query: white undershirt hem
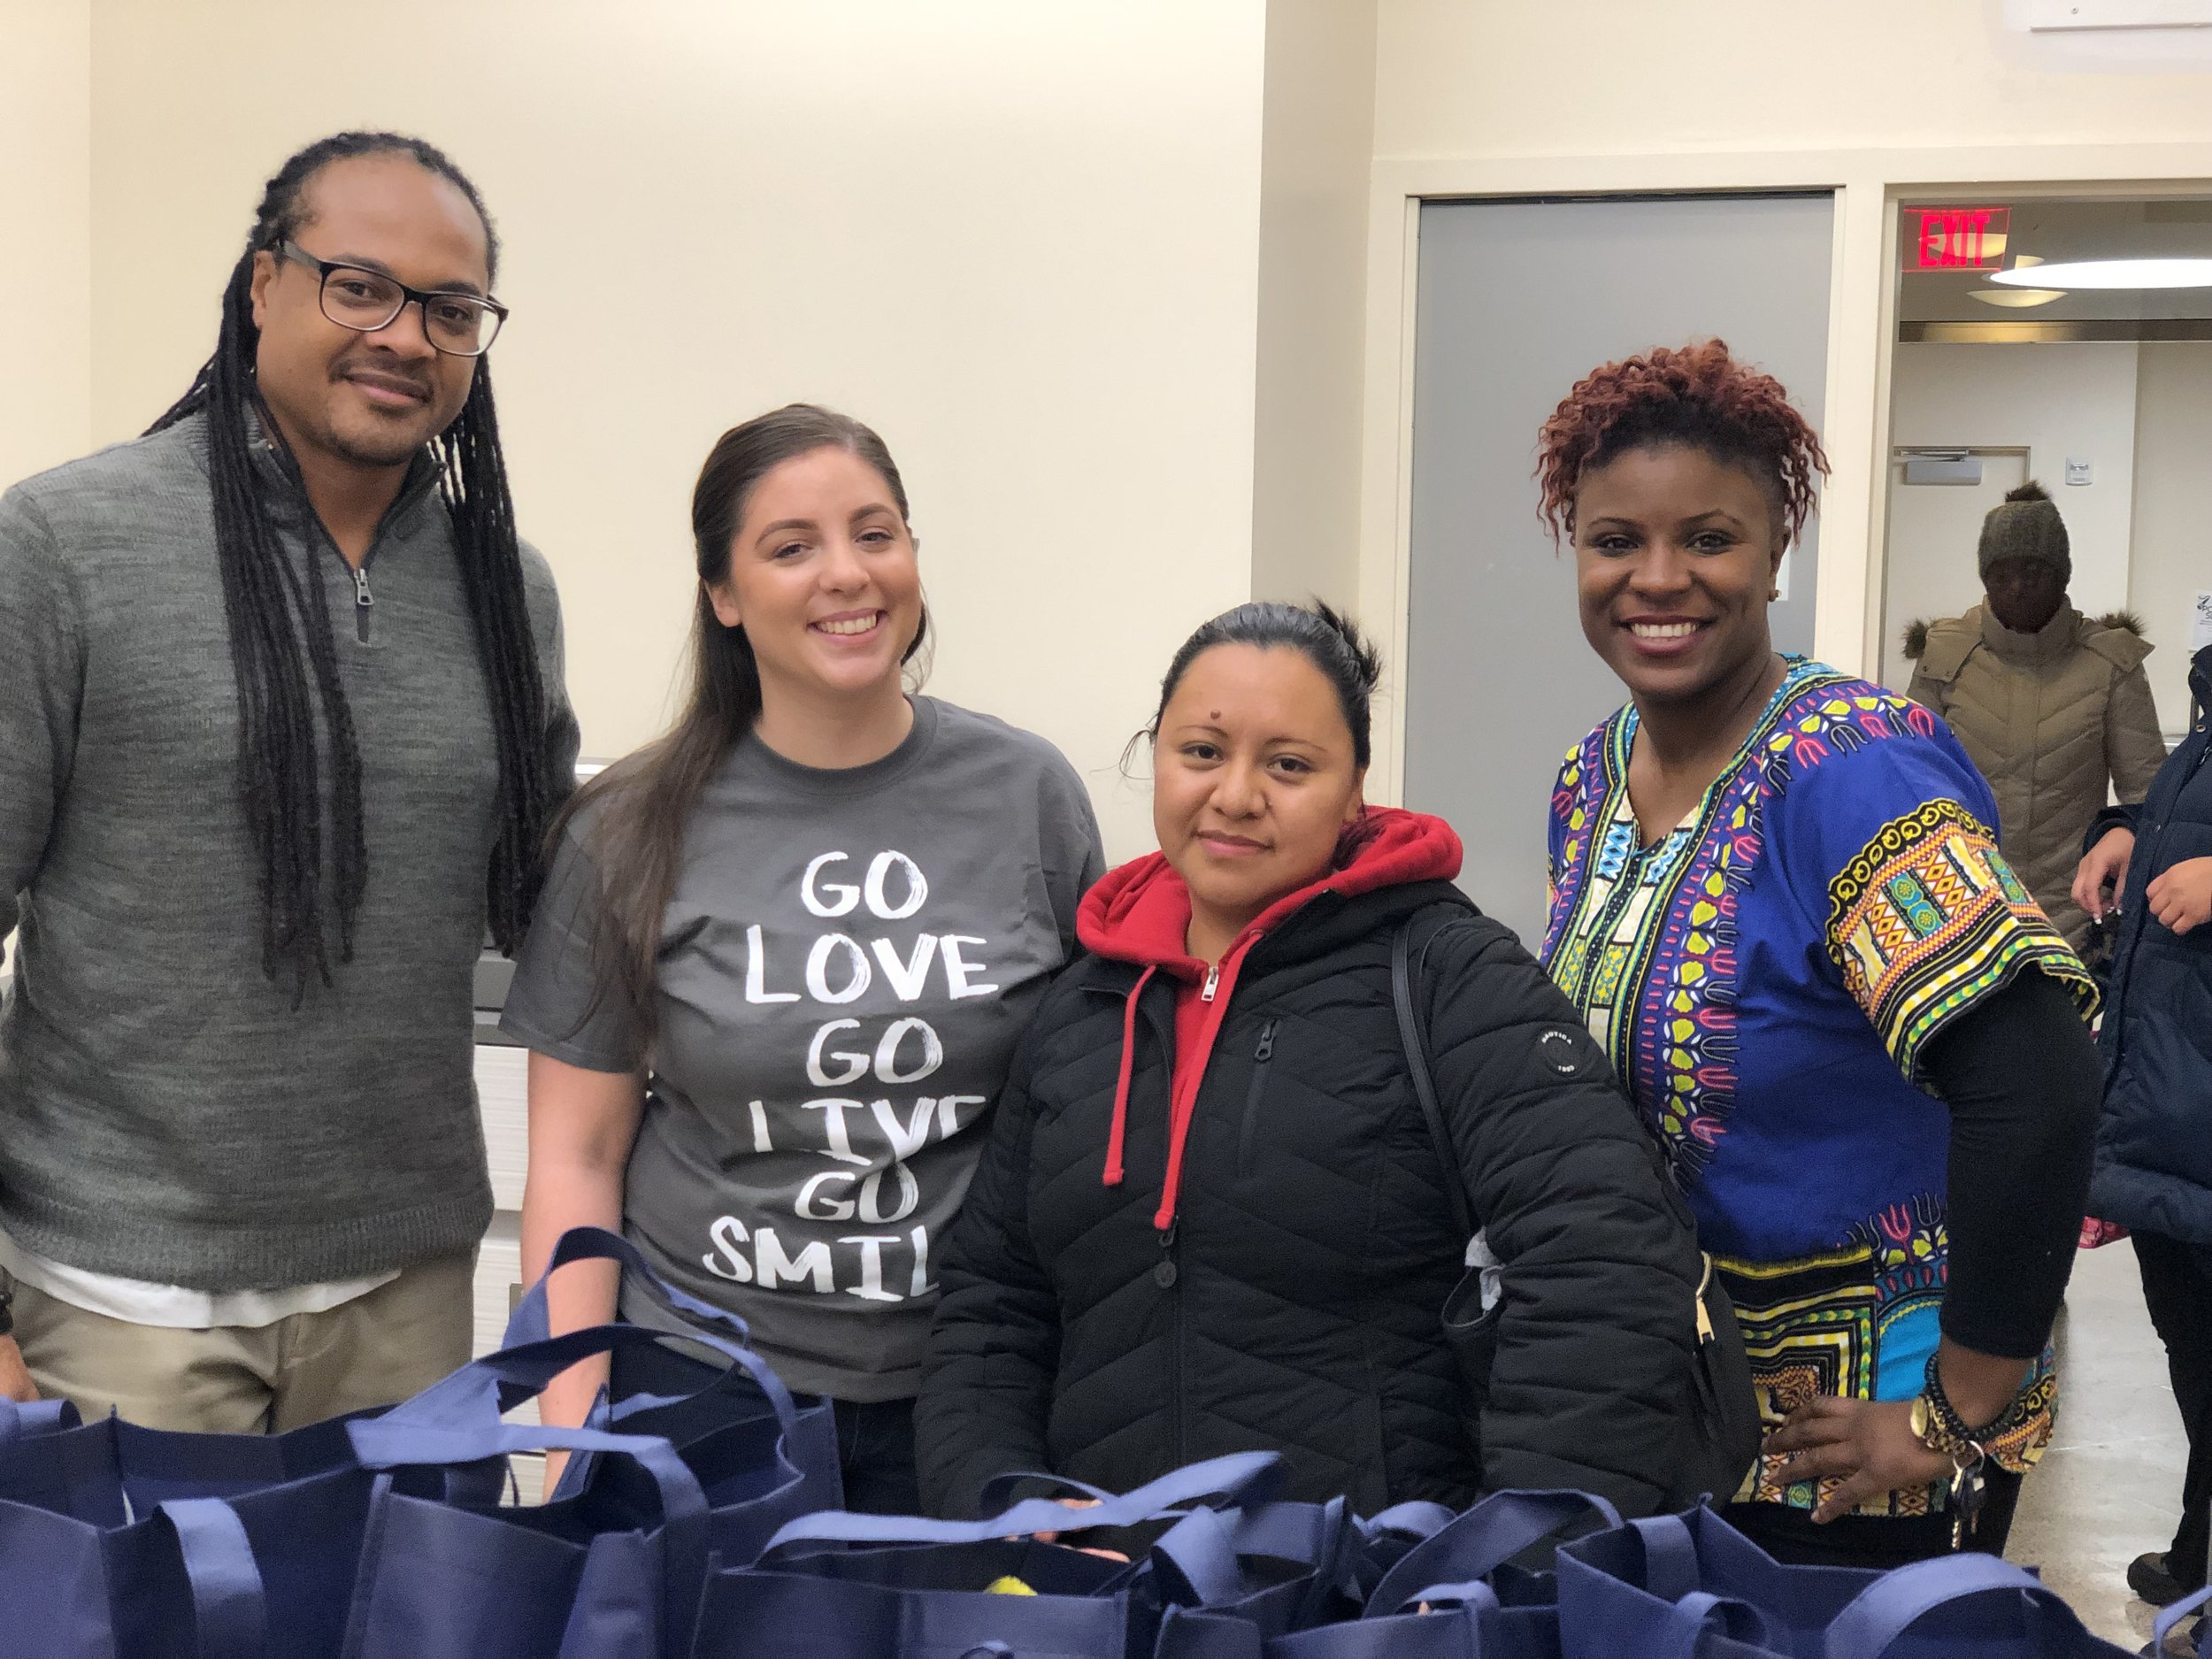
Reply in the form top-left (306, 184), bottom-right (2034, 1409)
top-left (0, 1227), bottom-right (398, 1331)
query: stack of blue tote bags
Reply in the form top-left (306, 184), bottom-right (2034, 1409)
top-left (0, 1225), bottom-right (839, 1658)
top-left (0, 1223), bottom-right (2196, 1658)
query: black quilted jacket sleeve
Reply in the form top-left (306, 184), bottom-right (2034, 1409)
top-left (1419, 913), bottom-right (1705, 1516)
top-left (915, 1019), bottom-right (1063, 1517)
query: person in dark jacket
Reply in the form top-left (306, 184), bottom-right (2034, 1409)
top-left (2074, 641), bottom-right (2212, 1610)
top-left (916, 601), bottom-right (1707, 1520)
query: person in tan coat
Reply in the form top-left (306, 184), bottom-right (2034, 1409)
top-left (1905, 480), bottom-right (2167, 951)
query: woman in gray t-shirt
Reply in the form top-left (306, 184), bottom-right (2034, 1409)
top-left (502, 404), bottom-right (1103, 1511)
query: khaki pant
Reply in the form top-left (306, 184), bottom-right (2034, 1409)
top-left (7, 1250), bottom-right (476, 1433)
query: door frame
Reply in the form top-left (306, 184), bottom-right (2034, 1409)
top-left (1355, 143), bottom-right (2212, 804)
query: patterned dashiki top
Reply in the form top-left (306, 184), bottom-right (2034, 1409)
top-left (1540, 657), bottom-right (2095, 1517)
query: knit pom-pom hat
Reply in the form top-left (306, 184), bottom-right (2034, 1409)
top-left (1978, 480), bottom-right (2070, 582)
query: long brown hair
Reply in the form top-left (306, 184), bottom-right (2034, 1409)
top-left (553, 403), bottom-right (927, 1041)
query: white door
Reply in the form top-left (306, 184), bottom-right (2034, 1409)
top-left (1403, 193), bottom-right (1837, 949)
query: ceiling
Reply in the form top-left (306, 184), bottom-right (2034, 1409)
top-left (1898, 196), bottom-right (2212, 334)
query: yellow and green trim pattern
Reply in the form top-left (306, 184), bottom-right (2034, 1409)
top-left (1825, 799), bottom-right (2097, 1080)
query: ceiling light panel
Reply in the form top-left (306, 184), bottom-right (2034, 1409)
top-left (1991, 257), bottom-right (2212, 288)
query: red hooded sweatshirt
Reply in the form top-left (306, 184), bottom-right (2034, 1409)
top-left (1074, 807), bottom-right (1463, 1234)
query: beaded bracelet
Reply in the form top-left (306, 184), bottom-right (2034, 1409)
top-left (1913, 1353), bottom-right (2055, 1474)
top-left (1914, 1355), bottom-right (1983, 1452)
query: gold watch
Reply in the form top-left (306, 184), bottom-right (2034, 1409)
top-left (1909, 1393), bottom-right (1947, 1455)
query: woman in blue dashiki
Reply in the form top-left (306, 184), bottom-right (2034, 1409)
top-left (1532, 340), bottom-right (2102, 1568)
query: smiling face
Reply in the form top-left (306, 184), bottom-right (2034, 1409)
top-left (1572, 443), bottom-right (1786, 706)
top-left (248, 153), bottom-right (489, 472)
top-left (1153, 643), bottom-right (1366, 943)
top-left (1983, 557), bottom-right (2068, 634)
top-left (705, 444), bottom-right (923, 708)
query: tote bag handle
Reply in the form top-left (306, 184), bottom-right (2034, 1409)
top-left (1824, 1554), bottom-right (2123, 1659)
top-left (762, 1450), bottom-right (1281, 1557)
top-left (1367, 1487), bottom-right (1621, 1615)
top-left (161, 1496), bottom-right (268, 1659)
top-left (499, 1225), bottom-right (802, 1444)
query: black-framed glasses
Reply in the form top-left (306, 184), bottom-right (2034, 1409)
top-left (274, 241), bottom-right (508, 357)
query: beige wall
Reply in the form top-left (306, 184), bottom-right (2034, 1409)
top-left (1249, 0), bottom-right (1378, 611)
top-left (1, 0), bottom-right (93, 488)
top-left (77, 0), bottom-right (1270, 863)
top-left (20, 4), bottom-right (2212, 856)
top-left (2130, 343), bottom-right (2212, 731)
top-left (1371, 1), bottom-right (2212, 158)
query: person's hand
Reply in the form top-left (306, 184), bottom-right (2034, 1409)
top-left (0, 1336), bottom-right (39, 1404)
top-left (1033, 1496), bottom-right (1128, 1562)
top-left (2148, 856), bottom-right (2212, 937)
top-left (2071, 827), bottom-right (2136, 922)
top-left (1762, 1397), bottom-right (1952, 1523)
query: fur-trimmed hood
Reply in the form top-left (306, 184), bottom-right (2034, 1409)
top-left (1902, 607), bottom-right (2145, 661)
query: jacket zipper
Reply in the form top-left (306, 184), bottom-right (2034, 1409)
top-left (1159, 1217), bottom-right (1187, 1465)
top-left (1236, 1019), bottom-right (1277, 1177)
top-left (1201, 962), bottom-right (1221, 1001)
top-left (351, 565), bottom-right (375, 643)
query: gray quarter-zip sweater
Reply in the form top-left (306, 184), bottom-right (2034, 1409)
top-left (0, 413), bottom-right (579, 1291)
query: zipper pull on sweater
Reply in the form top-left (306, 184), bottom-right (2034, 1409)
top-left (1201, 962), bottom-right (1221, 1002)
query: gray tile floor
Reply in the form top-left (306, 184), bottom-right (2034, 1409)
top-left (2008, 1239), bottom-right (2195, 1651)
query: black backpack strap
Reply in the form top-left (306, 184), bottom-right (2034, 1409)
top-left (1391, 912), bottom-right (1476, 1241)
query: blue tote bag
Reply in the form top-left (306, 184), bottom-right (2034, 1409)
top-left (993, 1471), bottom-right (1456, 1655)
top-left (1141, 1494), bottom-right (1468, 1656)
top-left (0, 1396), bottom-right (481, 1659)
top-left (338, 1329), bottom-right (715, 1659)
top-left (514, 1226), bottom-right (842, 1563)
top-left (0, 1395), bottom-right (80, 1440)
top-left (1818, 1555), bottom-right (2135, 1659)
top-left (1155, 1488), bottom-right (1615, 1659)
top-left (2154, 1586), bottom-right (2211, 1658)
top-left (691, 1451), bottom-right (1284, 1659)
top-left (0, 1491), bottom-right (273, 1659)
top-left (337, 1221), bottom-right (835, 1659)
top-left (1556, 1505), bottom-right (1868, 1658)
top-left (1555, 1504), bottom-right (2132, 1658)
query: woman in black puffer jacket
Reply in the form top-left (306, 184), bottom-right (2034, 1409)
top-left (2073, 641), bottom-right (2212, 1609)
top-left (916, 602), bottom-right (1706, 1520)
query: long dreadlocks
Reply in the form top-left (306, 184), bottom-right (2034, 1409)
top-left (147, 132), bottom-right (554, 997)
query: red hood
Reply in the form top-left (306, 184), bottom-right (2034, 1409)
top-left (1078, 806), bottom-right (1463, 975)
top-left (1077, 806), bottom-right (1461, 1234)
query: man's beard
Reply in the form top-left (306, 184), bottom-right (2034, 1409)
top-left (326, 411), bottom-right (437, 470)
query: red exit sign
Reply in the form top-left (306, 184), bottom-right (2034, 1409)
top-left (1905, 206), bottom-right (2010, 271)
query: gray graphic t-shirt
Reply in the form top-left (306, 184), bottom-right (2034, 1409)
top-left (502, 696), bottom-right (1103, 1400)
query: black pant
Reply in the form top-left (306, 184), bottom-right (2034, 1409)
top-left (2137, 1231), bottom-right (2212, 1587)
top-left (1724, 1468), bottom-right (2023, 1570)
top-left (833, 1394), bottom-right (921, 1516)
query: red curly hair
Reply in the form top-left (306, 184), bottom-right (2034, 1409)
top-left (1535, 339), bottom-right (1829, 544)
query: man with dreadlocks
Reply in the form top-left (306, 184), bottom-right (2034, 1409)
top-left (0, 133), bottom-right (577, 1430)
